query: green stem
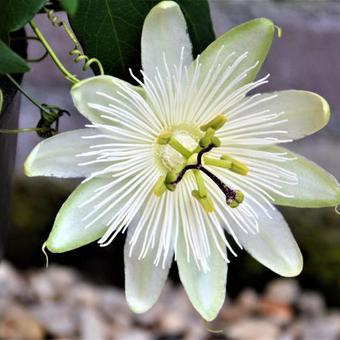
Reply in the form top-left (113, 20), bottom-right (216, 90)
top-left (6, 74), bottom-right (50, 114)
top-left (0, 127), bottom-right (51, 134)
top-left (29, 19), bottom-right (79, 84)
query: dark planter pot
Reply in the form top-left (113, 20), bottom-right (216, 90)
top-left (0, 31), bottom-right (27, 260)
top-left (0, 85), bottom-right (20, 259)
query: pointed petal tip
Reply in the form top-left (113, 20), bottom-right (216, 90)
top-left (45, 227), bottom-right (72, 254)
top-left (319, 93), bottom-right (331, 123)
top-left (199, 308), bottom-right (220, 322)
top-left (243, 17), bottom-right (275, 32)
top-left (176, 238), bottom-right (227, 323)
top-left (156, 1), bottom-right (179, 10)
top-left (124, 226), bottom-right (173, 318)
top-left (302, 91), bottom-right (331, 127)
top-left (126, 296), bottom-right (154, 314)
top-left (255, 17), bottom-right (274, 26)
top-left (254, 18), bottom-right (275, 38)
top-left (45, 223), bottom-right (97, 254)
top-left (279, 253), bottom-right (303, 278)
top-left (189, 289), bottom-right (224, 321)
top-left (45, 239), bottom-right (60, 254)
top-left (196, 17), bottom-right (275, 94)
top-left (268, 246), bottom-right (303, 278)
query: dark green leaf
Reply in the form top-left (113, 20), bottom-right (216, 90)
top-left (58, 0), bottom-right (79, 16)
top-left (0, 0), bottom-right (46, 41)
top-left (69, 0), bottom-right (215, 81)
top-left (0, 40), bottom-right (30, 74)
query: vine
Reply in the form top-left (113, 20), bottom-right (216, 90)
top-left (45, 8), bottom-right (105, 75)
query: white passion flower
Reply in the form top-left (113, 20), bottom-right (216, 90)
top-left (25, 1), bottom-right (340, 321)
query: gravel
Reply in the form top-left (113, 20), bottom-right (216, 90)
top-left (0, 261), bottom-right (339, 340)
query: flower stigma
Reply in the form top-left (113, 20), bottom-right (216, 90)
top-left (153, 114), bottom-right (248, 211)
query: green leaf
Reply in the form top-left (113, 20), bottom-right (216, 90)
top-left (69, 0), bottom-right (215, 80)
top-left (178, 0), bottom-right (215, 56)
top-left (0, 0), bottom-right (46, 41)
top-left (58, 0), bottom-right (79, 16)
top-left (0, 40), bottom-right (30, 74)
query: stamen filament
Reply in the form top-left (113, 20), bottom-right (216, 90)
top-left (199, 166), bottom-right (243, 208)
top-left (157, 131), bottom-right (192, 158)
top-left (152, 176), bottom-right (167, 196)
top-left (193, 170), bottom-right (207, 198)
top-left (200, 166), bottom-right (233, 197)
top-left (192, 190), bottom-right (215, 213)
top-left (154, 122), bottom-right (246, 211)
top-left (168, 137), bottom-right (192, 158)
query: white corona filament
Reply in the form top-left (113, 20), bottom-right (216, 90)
top-left (75, 47), bottom-right (297, 272)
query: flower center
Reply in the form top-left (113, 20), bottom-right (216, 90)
top-left (153, 115), bottom-right (248, 212)
top-left (157, 128), bottom-right (200, 171)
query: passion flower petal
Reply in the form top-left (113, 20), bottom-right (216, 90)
top-left (141, 1), bottom-right (193, 80)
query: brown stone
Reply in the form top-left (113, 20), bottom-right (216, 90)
top-left (30, 301), bottom-right (76, 337)
top-left (264, 279), bottom-right (300, 305)
top-left (78, 306), bottom-right (109, 340)
top-left (258, 300), bottom-right (294, 325)
top-left (0, 304), bottom-right (44, 339)
top-left (225, 318), bottom-right (280, 340)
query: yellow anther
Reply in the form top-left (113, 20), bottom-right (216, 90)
top-left (152, 176), bottom-right (167, 197)
top-left (165, 183), bottom-right (176, 191)
top-left (205, 127), bottom-right (216, 138)
top-left (164, 171), bottom-right (177, 191)
top-left (157, 131), bottom-right (172, 145)
top-left (203, 156), bottom-right (232, 169)
top-left (221, 155), bottom-right (249, 176)
top-left (235, 190), bottom-right (244, 203)
top-left (165, 184), bottom-right (175, 191)
top-left (166, 171), bottom-right (177, 184)
top-left (228, 200), bottom-right (239, 208)
top-left (192, 190), bottom-right (215, 213)
top-left (200, 114), bottom-right (227, 131)
top-left (199, 136), bottom-right (211, 148)
top-left (227, 190), bottom-right (244, 208)
top-left (211, 136), bottom-right (221, 147)
top-left (231, 160), bottom-right (249, 176)
top-left (220, 155), bottom-right (232, 161)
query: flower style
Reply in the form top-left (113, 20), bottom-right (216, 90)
top-left (25, 1), bottom-right (340, 320)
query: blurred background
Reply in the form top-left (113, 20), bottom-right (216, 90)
top-left (1, 0), bottom-right (340, 338)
